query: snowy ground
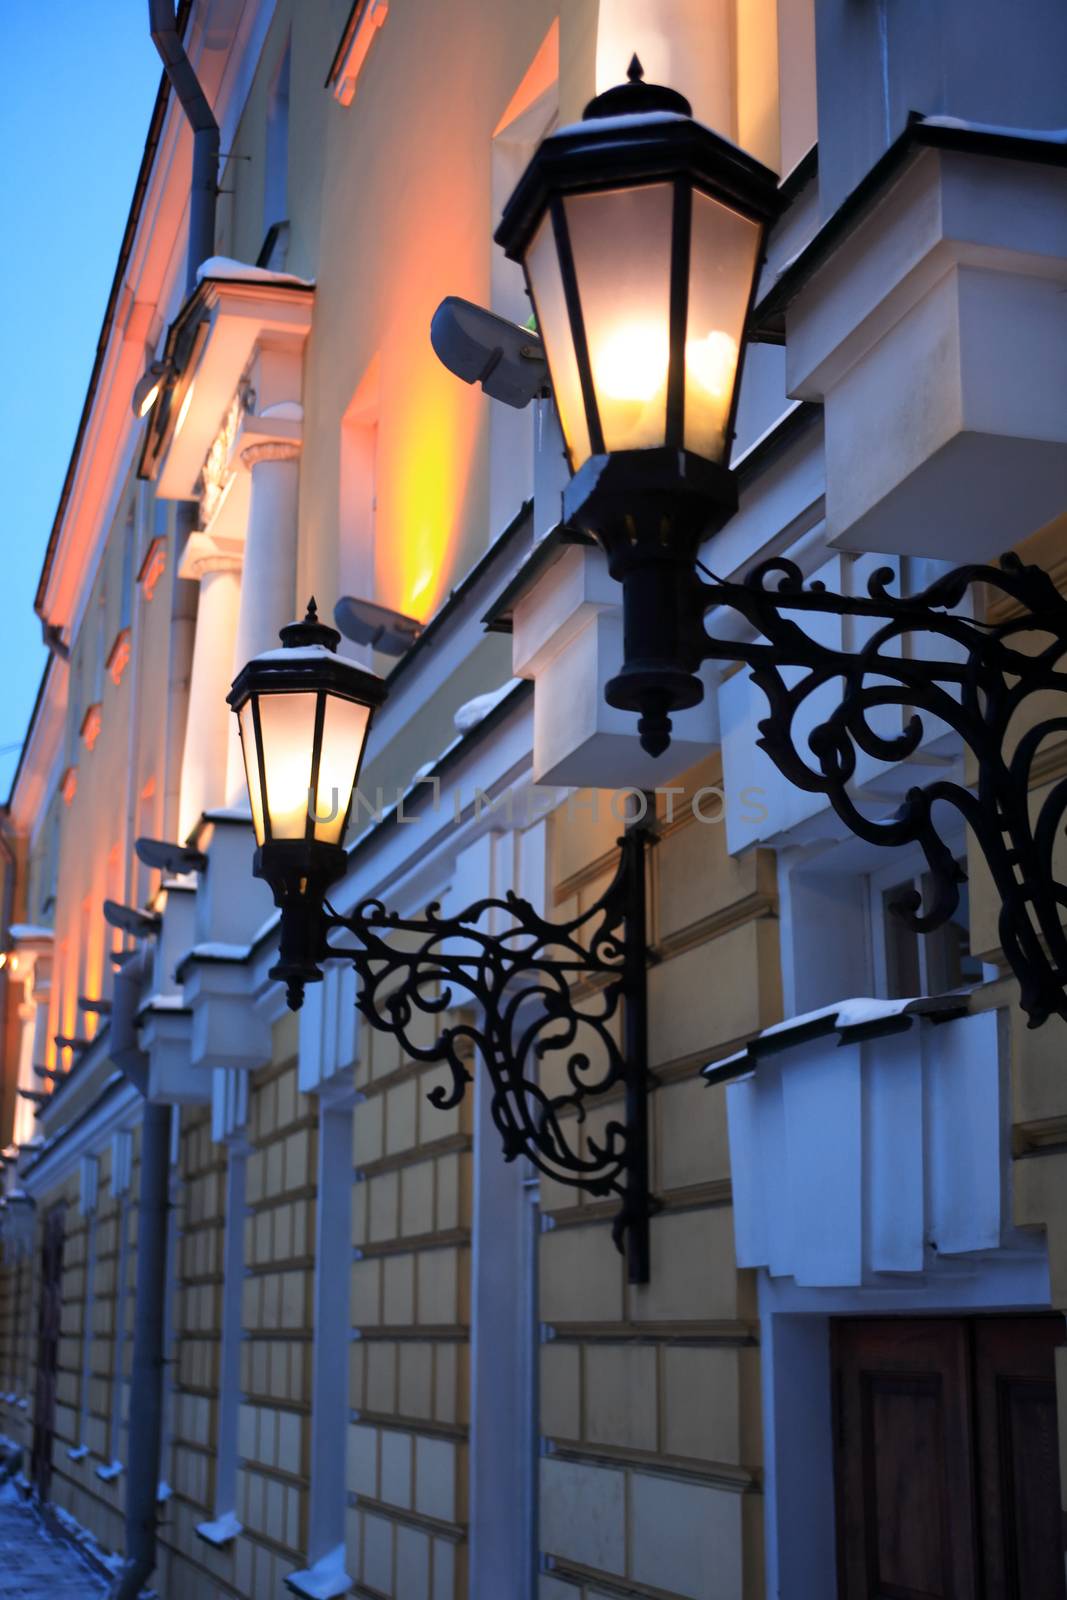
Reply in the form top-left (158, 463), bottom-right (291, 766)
top-left (0, 1486), bottom-right (107, 1597)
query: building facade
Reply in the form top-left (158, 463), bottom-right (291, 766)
top-left (1, 2), bottom-right (1066, 1598)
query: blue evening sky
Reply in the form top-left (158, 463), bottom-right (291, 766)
top-left (0, 3), bottom-right (161, 797)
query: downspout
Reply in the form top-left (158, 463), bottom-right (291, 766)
top-left (109, 11), bottom-right (219, 1599)
top-left (148, 0), bottom-right (220, 848)
top-left (109, 943), bottom-right (171, 1600)
top-left (0, 818), bottom-right (16, 1151)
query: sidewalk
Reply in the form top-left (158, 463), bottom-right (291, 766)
top-left (0, 1489), bottom-right (107, 1598)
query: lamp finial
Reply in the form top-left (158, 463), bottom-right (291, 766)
top-left (583, 57), bottom-right (691, 119)
top-left (280, 597), bottom-right (341, 652)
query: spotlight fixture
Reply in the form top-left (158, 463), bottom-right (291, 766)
top-left (132, 360), bottom-right (171, 420)
top-left (334, 596), bottom-right (422, 656)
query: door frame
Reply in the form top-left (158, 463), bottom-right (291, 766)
top-left (757, 1248), bottom-right (1054, 1600)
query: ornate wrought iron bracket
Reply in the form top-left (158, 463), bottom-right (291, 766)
top-left (697, 551), bottom-right (1067, 1030)
top-left (319, 826), bottom-right (656, 1281)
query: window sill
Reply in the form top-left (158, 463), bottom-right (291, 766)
top-left (196, 1512), bottom-right (243, 1548)
top-left (285, 1548), bottom-right (354, 1600)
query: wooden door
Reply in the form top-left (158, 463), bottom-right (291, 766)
top-left (974, 1317), bottom-right (1065, 1599)
top-left (30, 1204), bottom-right (65, 1501)
top-left (832, 1314), bottom-right (1066, 1600)
top-left (833, 1317), bottom-right (979, 1598)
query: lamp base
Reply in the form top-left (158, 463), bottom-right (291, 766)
top-left (564, 449), bottom-right (736, 756)
top-left (254, 840), bottom-right (348, 1010)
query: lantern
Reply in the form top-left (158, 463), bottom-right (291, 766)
top-left (495, 58), bottom-right (779, 753)
top-left (228, 600), bottom-right (386, 1001)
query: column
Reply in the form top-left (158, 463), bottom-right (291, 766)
top-left (227, 439), bottom-right (302, 801)
top-left (177, 555), bottom-right (243, 846)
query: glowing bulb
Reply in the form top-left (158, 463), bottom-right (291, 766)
top-left (595, 324), bottom-right (669, 403)
top-left (174, 381), bottom-right (195, 437)
top-left (685, 329), bottom-right (738, 402)
top-left (138, 382), bottom-right (161, 418)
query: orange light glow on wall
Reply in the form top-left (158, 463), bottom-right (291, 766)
top-left (61, 766), bottom-right (78, 806)
top-left (493, 19), bottom-right (559, 136)
top-left (139, 536), bottom-right (167, 601)
top-left (374, 322), bottom-right (481, 622)
top-left (107, 627), bottom-right (132, 686)
top-left (81, 704), bottom-right (102, 752)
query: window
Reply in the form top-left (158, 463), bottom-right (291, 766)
top-left (213, 1140), bottom-right (248, 1528)
top-left (197, 1075), bottom-right (249, 1545)
top-left (97, 1131), bottom-right (133, 1481)
top-left (492, 23), bottom-right (560, 538)
top-left (872, 858), bottom-right (984, 1000)
top-left (338, 358), bottom-right (380, 615)
top-left (71, 1157), bottom-right (99, 1460)
top-left (264, 41), bottom-right (291, 238)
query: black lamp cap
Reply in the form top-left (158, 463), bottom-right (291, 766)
top-left (280, 597), bottom-right (341, 653)
top-left (583, 55), bottom-right (693, 120)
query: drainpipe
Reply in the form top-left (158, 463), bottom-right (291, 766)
top-left (108, 944), bottom-right (173, 1600)
top-left (107, 13), bottom-right (220, 1599)
top-left (0, 817), bottom-right (16, 1152)
top-left (148, 0), bottom-right (219, 298)
top-left (148, 0), bottom-right (220, 847)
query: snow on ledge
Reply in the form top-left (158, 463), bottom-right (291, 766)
top-left (197, 255), bottom-right (315, 289)
top-left (454, 678), bottom-right (522, 734)
top-left (920, 114), bottom-right (1067, 144)
top-left (196, 1510), bottom-right (243, 1547)
top-left (52, 1502), bottom-right (124, 1573)
top-left (704, 993), bottom-right (969, 1084)
top-left (94, 1459), bottom-right (123, 1482)
top-left (286, 1545), bottom-right (353, 1599)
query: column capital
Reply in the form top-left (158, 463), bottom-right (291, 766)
top-left (189, 552), bottom-right (244, 580)
top-left (179, 531), bottom-right (245, 583)
top-left (240, 438), bottom-right (302, 470)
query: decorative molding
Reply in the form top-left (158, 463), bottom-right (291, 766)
top-left (80, 704), bottom-right (101, 753)
top-left (78, 1155), bottom-right (99, 1217)
top-left (239, 437), bottom-right (302, 470)
top-left (105, 628), bottom-right (131, 687)
top-left (110, 1129), bottom-right (133, 1197)
top-left (138, 536), bottom-right (167, 602)
top-left (198, 386), bottom-right (246, 531)
top-left (328, 0), bottom-right (389, 107)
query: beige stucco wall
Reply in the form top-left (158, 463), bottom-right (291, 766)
top-left (536, 763), bottom-right (778, 1599)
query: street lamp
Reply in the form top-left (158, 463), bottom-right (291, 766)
top-left (227, 599), bottom-right (386, 1006)
top-left (495, 55), bottom-right (779, 755)
top-left (229, 604), bottom-right (656, 1279)
top-left (494, 64), bottom-right (1067, 1032)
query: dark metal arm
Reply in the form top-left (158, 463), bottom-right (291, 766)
top-left (320, 826), bottom-right (655, 1281)
top-left (698, 551), bottom-right (1067, 1029)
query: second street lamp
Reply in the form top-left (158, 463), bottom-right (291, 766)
top-left (229, 605), bottom-right (656, 1281)
top-left (227, 599), bottom-right (386, 1006)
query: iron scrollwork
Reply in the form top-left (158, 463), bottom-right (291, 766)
top-left (322, 826), bottom-right (654, 1281)
top-left (698, 552), bottom-right (1067, 1030)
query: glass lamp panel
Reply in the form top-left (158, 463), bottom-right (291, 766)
top-left (525, 211), bottom-right (591, 471)
top-left (238, 700), bottom-right (266, 846)
top-left (313, 694), bottom-right (371, 845)
top-left (684, 190), bottom-right (761, 462)
top-left (564, 182), bottom-right (674, 454)
top-left (257, 691), bottom-right (318, 840)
